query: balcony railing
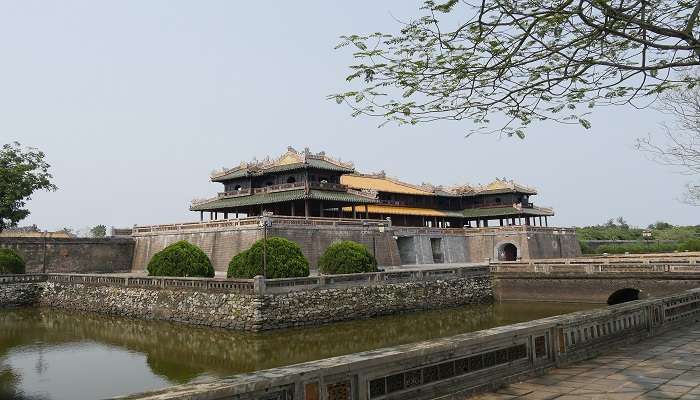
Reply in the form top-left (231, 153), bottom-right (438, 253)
top-left (218, 188), bottom-right (252, 198)
top-left (252, 182), bottom-right (306, 194)
top-left (308, 181), bottom-right (346, 191)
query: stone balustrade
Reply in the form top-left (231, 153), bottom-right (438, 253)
top-left (115, 287), bottom-right (700, 400)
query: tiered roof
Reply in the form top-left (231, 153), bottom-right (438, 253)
top-left (191, 189), bottom-right (376, 211)
top-left (211, 147), bottom-right (354, 182)
top-left (341, 173), bottom-right (537, 197)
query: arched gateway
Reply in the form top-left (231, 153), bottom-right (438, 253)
top-left (497, 243), bottom-right (518, 261)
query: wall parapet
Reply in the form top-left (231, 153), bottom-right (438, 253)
top-left (131, 216), bottom-right (392, 235)
top-left (116, 287), bottom-right (700, 400)
top-left (491, 258), bottom-right (700, 274)
top-left (0, 264), bottom-right (490, 296)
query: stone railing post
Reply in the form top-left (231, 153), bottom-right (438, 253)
top-left (253, 275), bottom-right (266, 295)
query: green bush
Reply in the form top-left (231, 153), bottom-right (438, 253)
top-left (0, 248), bottom-right (25, 274)
top-left (678, 238), bottom-right (700, 252)
top-left (318, 241), bottom-right (377, 275)
top-left (227, 237), bottom-right (309, 279)
top-left (595, 242), bottom-right (678, 255)
top-left (147, 241), bottom-right (214, 277)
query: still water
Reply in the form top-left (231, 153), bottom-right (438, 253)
top-left (0, 302), bottom-right (596, 400)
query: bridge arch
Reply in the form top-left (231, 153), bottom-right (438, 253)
top-left (495, 242), bottom-right (519, 261)
top-left (607, 288), bottom-right (642, 305)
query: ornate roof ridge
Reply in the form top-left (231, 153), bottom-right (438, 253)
top-left (211, 147), bottom-right (354, 179)
top-left (349, 171), bottom-right (435, 194)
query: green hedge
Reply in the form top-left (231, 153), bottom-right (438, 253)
top-left (227, 237), bottom-right (309, 279)
top-left (0, 248), bottom-right (25, 274)
top-left (147, 241), bottom-right (214, 277)
top-left (318, 241), bottom-right (377, 275)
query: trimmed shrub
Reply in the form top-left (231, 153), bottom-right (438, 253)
top-left (147, 241), bottom-right (214, 277)
top-left (318, 241), bottom-right (377, 275)
top-left (0, 248), bottom-right (25, 275)
top-left (227, 237), bottom-right (309, 279)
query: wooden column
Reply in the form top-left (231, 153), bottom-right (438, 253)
top-left (304, 199), bottom-right (310, 219)
top-left (364, 205), bottom-right (369, 219)
top-left (525, 217), bottom-right (530, 226)
top-left (291, 202), bottom-right (295, 217)
top-left (200, 211), bottom-right (203, 221)
top-left (224, 212), bottom-right (228, 219)
top-left (209, 211), bottom-right (213, 220)
top-left (545, 216), bottom-right (548, 227)
top-left (499, 219), bottom-right (503, 226)
top-left (352, 205), bottom-right (357, 219)
top-left (319, 201), bottom-right (324, 217)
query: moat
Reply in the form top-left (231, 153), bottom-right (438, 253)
top-left (0, 302), bottom-right (596, 400)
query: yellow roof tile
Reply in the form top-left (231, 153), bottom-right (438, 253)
top-left (341, 174), bottom-right (434, 196)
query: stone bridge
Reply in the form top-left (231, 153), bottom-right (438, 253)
top-left (491, 255), bottom-right (700, 304)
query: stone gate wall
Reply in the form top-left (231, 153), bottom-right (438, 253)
top-left (0, 237), bottom-right (134, 274)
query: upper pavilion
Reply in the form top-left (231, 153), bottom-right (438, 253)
top-left (190, 147), bottom-right (554, 227)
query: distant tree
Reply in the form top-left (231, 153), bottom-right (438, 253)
top-left (637, 71), bottom-right (700, 206)
top-left (90, 224), bottom-right (107, 238)
top-left (649, 221), bottom-right (674, 230)
top-left (0, 142), bottom-right (56, 233)
top-left (332, 1), bottom-right (700, 137)
top-left (616, 217), bottom-right (629, 230)
top-left (59, 227), bottom-right (75, 237)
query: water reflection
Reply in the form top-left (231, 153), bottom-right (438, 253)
top-left (0, 302), bottom-right (595, 400)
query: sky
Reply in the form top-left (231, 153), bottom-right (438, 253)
top-left (1, 0), bottom-right (698, 231)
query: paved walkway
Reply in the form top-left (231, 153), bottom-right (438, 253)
top-left (471, 322), bottom-right (700, 400)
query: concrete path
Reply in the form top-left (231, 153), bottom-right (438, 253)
top-left (470, 322), bottom-right (700, 400)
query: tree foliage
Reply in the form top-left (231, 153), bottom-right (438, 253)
top-left (576, 218), bottom-right (700, 241)
top-left (636, 70), bottom-right (700, 205)
top-left (227, 237), bottom-right (309, 279)
top-left (318, 241), bottom-right (378, 275)
top-left (0, 248), bottom-right (25, 275)
top-left (0, 142), bottom-right (57, 232)
top-left (147, 241), bottom-right (214, 278)
top-left (90, 225), bottom-right (107, 238)
top-left (332, 0), bottom-right (700, 137)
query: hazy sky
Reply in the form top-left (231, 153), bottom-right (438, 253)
top-left (2, 1), bottom-right (698, 231)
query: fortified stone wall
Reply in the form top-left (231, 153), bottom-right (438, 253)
top-left (132, 225), bottom-right (401, 273)
top-left (0, 237), bottom-right (134, 274)
top-left (132, 220), bottom-right (580, 273)
top-left (39, 282), bottom-right (260, 330)
top-left (0, 267), bottom-right (493, 331)
top-left (0, 283), bottom-right (42, 307)
top-left (132, 228), bottom-right (262, 274)
top-left (258, 276), bottom-right (492, 330)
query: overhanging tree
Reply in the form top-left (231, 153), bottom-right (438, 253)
top-left (332, 0), bottom-right (700, 137)
top-left (0, 142), bottom-right (57, 232)
top-left (636, 70), bottom-right (700, 205)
